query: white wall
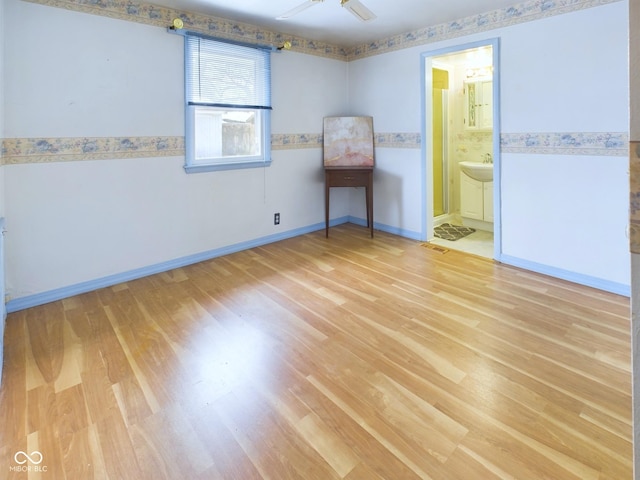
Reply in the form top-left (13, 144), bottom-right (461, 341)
top-left (0, 0), bottom-right (6, 383)
top-left (1, 0), bottom-right (631, 304)
top-left (348, 48), bottom-right (425, 236)
top-left (0, 0), bottom-right (5, 204)
top-left (348, 1), bottom-right (630, 290)
top-left (628, 0), bottom-right (639, 475)
top-left (632, 0), bottom-right (640, 143)
top-left (3, 0), bottom-right (349, 300)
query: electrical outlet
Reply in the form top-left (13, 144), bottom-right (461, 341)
top-left (274, 213), bottom-right (280, 225)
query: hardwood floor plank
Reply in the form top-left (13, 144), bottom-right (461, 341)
top-left (25, 303), bottom-right (64, 385)
top-left (0, 224), bottom-right (632, 479)
top-left (188, 404), bottom-right (263, 480)
top-left (213, 387), bottom-right (340, 480)
top-left (445, 445), bottom-right (510, 480)
top-left (343, 462), bottom-right (386, 480)
top-left (294, 411), bottom-right (360, 477)
top-left (292, 380), bottom-right (424, 480)
top-left (130, 406), bottom-right (214, 479)
top-left (111, 374), bottom-right (154, 428)
top-left (95, 411), bottom-right (143, 479)
top-left (60, 426), bottom-right (96, 480)
top-left (31, 427), bottom-right (65, 480)
top-left (307, 372), bottom-right (438, 479)
top-left (458, 426), bottom-right (595, 480)
top-left (53, 317), bottom-right (83, 393)
top-left (79, 339), bottom-right (120, 426)
top-left (580, 404), bottom-right (632, 440)
top-left (0, 313), bottom-right (27, 450)
top-left (103, 306), bottom-right (162, 416)
top-left (27, 384), bottom-right (57, 436)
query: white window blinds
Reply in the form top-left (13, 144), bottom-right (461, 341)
top-left (185, 35), bottom-right (272, 110)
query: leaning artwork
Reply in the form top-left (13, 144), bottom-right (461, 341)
top-left (323, 116), bottom-right (374, 167)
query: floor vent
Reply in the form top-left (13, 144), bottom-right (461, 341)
top-left (421, 243), bottom-right (449, 254)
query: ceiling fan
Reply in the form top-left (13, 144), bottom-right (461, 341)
top-left (276, 0), bottom-right (377, 22)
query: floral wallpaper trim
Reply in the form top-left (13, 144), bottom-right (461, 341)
top-left (271, 132), bottom-right (422, 150)
top-left (375, 133), bottom-right (422, 149)
top-left (23, 0), bottom-right (349, 61)
top-left (348, 0), bottom-right (621, 60)
top-left (0, 133), bottom-right (422, 164)
top-left (23, 0), bottom-right (621, 61)
top-left (1, 136), bottom-right (184, 164)
top-left (501, 132), bottom-right (628, 156)
top-left (1, 132), bottom-right (629, 164)
top-left (271, 134), bottom-right (324, 150)
top-left (630, 142), bottom-right (640, 253)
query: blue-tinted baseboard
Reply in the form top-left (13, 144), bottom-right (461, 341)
top-left (349, 216), bottom-right (422, 241)
top-left (498, 254), bottom-right (630, 297)
top-left (7, 220), bottom-right (626, 313)
top-left (7, 216), bottom-right (354, 313)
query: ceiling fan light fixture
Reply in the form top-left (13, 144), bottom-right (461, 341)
top-left (341, 0), bottom-right (376, 22)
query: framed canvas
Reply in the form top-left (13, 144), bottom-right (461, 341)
top-left (323, 116), bottom-right (374, 168)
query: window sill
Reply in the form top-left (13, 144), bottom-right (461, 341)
top-left (184, 159), bottom-right (272, 174)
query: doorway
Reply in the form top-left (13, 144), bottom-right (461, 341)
top-left (421, 39), bottom-right (501, 259)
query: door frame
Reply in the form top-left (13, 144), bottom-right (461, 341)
top-left (431, 61), bottom-right (451, 218)
top-left (420, 38), bottom-right (502, 259)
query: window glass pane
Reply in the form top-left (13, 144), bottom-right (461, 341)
top-left (184, 35), bottom-right (271, 172)
top-left (193, 107), bottom-right (262, 162)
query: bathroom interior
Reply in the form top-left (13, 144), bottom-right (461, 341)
top-left (428, 45), bottom-right (495, 259)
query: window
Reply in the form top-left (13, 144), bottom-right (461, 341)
top-left (184, 35), bottom-right (272, 173)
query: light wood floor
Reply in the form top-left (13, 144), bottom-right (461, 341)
top-left (0, 223), bottom-right (632, 479)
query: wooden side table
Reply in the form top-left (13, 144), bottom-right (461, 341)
top-left (325, 167), bottom-right (374, 238)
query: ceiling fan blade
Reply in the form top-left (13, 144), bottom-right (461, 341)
top-left (276, 0), bottom-right (323, 20)
top-left (341, 0), bottom-right (376, 22)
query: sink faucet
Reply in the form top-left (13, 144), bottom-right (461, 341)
top-left (482, 153), bottom-right (493, 164)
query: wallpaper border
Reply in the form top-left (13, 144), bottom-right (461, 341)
top-left (1, 132), bottom-right (628, 164)
top-left (22, 0), bottom-right (349, 60)
top-left (501, 132), bottom-right (629, 156)
top-left (22, 0), bottom-right (622, 61)
top-left (1, 136), bottom-right (184, 164)
top-left (271, 132), bottom-right (423, 150)
top-left (349, 0), bottom-right (621, 60)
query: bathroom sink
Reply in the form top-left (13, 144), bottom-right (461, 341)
top-left (459, 161), bottom-right (493, 182)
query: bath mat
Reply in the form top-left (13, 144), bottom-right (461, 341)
top-left (434, 223), bottom-right (476, 241)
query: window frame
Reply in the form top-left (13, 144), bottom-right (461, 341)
top-left (182, 33), bottom-right (273, 174)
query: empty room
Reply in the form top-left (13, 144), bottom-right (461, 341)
top-left (1, 0), bottom-right (638, 478)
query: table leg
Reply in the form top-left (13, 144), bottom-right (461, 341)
top-left (365, 187), bottom-right (370, 228)
top-left (368, 178), bottom-right (374, 238)
top-left (325, 174), bottom-right (330, 238)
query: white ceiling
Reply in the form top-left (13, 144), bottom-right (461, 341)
top-left (151, 0), bottom-right (520, 47)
